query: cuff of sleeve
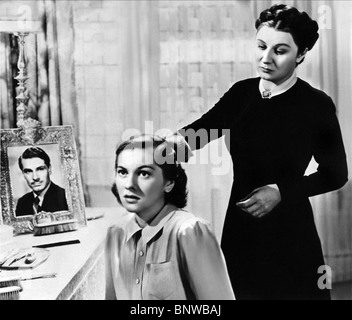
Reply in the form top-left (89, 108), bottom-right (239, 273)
top-left (276, 178), bottom-right (307, 204)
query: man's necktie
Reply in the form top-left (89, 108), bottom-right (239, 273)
top-left (34, 196), bottom-right (41, 213)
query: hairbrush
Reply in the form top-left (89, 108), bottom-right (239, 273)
top-left (33, 219), bottom-right (78, 236)
top-left (0, 275), bottom-right (23, 300)
top-left (0, 286), bottom-right (22, 300)
top-left (33, 211), bottom-right (78, 236)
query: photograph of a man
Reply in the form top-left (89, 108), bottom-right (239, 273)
top-left (15, 147), bottom-right (69, 217)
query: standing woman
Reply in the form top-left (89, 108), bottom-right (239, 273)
top-left (179, 4), bottom-right (348, 299)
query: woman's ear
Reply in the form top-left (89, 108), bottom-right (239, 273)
top-left (296, 48), bottom-right (308, 64)
top-left (164, 180), bottom-right (175, 193)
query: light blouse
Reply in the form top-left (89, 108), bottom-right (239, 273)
top-left (105, 204), bottom-right (235, 300)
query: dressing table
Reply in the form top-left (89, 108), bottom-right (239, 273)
top-left (1, 207), bottom-right (123, 300)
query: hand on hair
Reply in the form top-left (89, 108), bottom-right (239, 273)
top-left (160, 132), bottom-right (194, 163)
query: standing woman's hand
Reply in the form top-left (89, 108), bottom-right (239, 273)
top-left (236, 184), bottom-right (281, 218)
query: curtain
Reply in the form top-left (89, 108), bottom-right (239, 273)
top-left (308, 0), bottom-right (352, 284)
top-left (117, 0), bottom-right (160, 132)
top-left (0, 33), bottom-right (15, 129)
top-left (28, 0), bottom-right (78, 133)
top-left (157, 0), bottom-right (256, 238)
top-left (251, 0), bottom-right (352, 283)
top-left (0, 0), bottom-right (78, 131)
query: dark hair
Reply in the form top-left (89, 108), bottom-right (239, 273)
top-left (255, 4), bottom-right (319, 63)
top-left (18, 147), bottom-right (51, 171)
top-left (111, 134), bottom-right (188, 209)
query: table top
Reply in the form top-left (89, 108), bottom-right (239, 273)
top-left (0, 207), bottom-right (123, 300)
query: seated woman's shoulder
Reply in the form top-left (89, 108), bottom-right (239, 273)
top-left (171, 209), bottom-right (212, 236)
top-left (107, 211), bottom-right (135, 233)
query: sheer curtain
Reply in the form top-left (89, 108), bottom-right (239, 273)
top-left (117, 0), bottom-right (160, 132)
top-left (0, 0), bottom-right (78, 132)
top-left (0, 33), bottom-right (15, 129)
top-left (308, 0), bottom-right (352, 284)
top-left (157, 0), bottom-right (256, 238)
top-left (28, 0), bottom-right (78, 132)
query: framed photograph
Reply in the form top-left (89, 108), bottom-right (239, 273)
top-left (1, 123), bottom-right (87, 234)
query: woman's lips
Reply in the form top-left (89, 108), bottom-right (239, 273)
top-left (124, 195), bottom-right (140, 202)
top-left (124, 194), bottom-right (140, 199)
top-left (261, 66), bottom-right (273, 72)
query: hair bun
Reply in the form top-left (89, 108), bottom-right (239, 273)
top-left (255, 4), bottom-right (319, 53)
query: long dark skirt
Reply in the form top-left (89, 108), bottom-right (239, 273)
top-left (221, 199), bottom-right (331, 300)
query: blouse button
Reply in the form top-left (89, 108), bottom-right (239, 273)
top-left (139, 250), bottom-right (144, 257)
top-left (136, 278), bottom-right (140, 285)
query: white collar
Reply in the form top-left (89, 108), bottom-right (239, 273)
top-left (259, 71), bottom-right (297, 99)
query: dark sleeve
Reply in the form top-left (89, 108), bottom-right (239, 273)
top-left (58, 187), bottom-right (69, 210)
top-left (42, 183), bottom-right (69, 212)
top-left (15, 198), bottom-right (23, 216)
top-left (15, 197), bottom-right (25, 216)
top-left (278, 96), bottom-right (348, 202)
top-left (178, 81), bottom-right (242, 151)
top-left (15, 194), bottom-right (33, 217)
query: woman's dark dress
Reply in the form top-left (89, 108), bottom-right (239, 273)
top-left (181, 77), bottom-right (348, 300)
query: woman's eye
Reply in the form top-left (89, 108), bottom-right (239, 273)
top-left (258, 45), bottom-right (266, 50)
top-left (275, 49), bottom-right (286, 55)
top-left (139, 171), bottom-right (151, 178)
top-left (117, 169), bottom-right (127, 176)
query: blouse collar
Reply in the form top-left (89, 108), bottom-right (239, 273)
top-left (259, 71), bottom-right (297, 99)
top-left (125, 203), bottom-right (178, 244)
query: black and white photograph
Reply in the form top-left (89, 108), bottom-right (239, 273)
top-left (9, 144), bottom-right (68, 217)
top-left (0, 0), bottom-right (351, 304)
top-left (0, 125), bottom-right (87, 236)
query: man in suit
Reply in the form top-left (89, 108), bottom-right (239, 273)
top-left (15, 147), bottom-right (69, 217)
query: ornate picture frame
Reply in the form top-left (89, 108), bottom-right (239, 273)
top-left (0, 121), bottom-right (87, 234)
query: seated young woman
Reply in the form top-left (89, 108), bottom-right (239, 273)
top-left (105, 134), bottom-right (235, 300)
